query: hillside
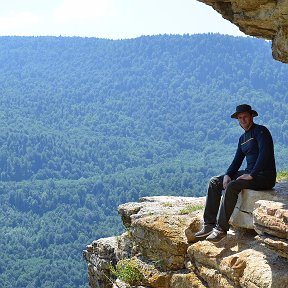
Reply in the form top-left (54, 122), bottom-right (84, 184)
top-left (0, 34), bottom-right (288, 287)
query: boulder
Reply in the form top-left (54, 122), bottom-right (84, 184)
top-left (187, 231), bottom-right (288, 288)
top-left (230, 182), bottom-right (288, 230)
top-left (253, 200), bottom-right (288, 239)
top-left (131, 213), bottom-right (201, 270)
top-left (230, 188), bottom-right (277, 229)
top-left (118, 196), bottom-right (205, 228)
top-left (255, 234), bottom-right (288, 259)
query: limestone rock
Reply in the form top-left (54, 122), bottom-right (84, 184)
top-left (112, 257), bottom-right (207, 288)
top-left (118, 196), bottom-right (205, 270)
top-left (85, 193), bottom-right (288, 288)
top-left (230, 188), bottom-right (278, 229)
top-left (253, 199), bottom-right (288, 239)
top-left (187, 231), bottom-right (244, 269)
top-left (112, 279), bottom-right (130, 288)
top-left (256, 234), bottom-right (288, 259)
top-left (197, 266), bottom-right (236, 288)
top-left (187, 231), bottom-right (288, 288)
top-left (170, 271), bottom-right (206, 288)
top-left (230, 182), bottom-right (288, 230)
top-left (83, 233), bottom-right (133, 288)
top-left (112, 257), bottom-right (188, 288)
top-left (185, 219), bottom-right (204, 243)
top-left (118, 202), bottom-right (143, 228)
top-left (131, 213), bottom-right (201, 270)
top-left (124, 258), bottom-right (206, 288)
top-left (118, 196), bottom-right (205, 228)
top-left (272, 26), bottom-right (288, 63)
top-left (197, 0), bottom-right (288, 63)
top-left (116, 257), bottom-right (172, 288)
top-left (113, 279), bottom-right (147, 288)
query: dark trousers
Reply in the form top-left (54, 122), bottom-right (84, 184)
top-left (203, 170), bottom-right (276, 231)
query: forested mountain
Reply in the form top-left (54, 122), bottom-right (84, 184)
top-left (0, 34), bottom-right (288, 287)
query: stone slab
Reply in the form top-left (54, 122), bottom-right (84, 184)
top-left (230, 182), bottom-right (288, 230)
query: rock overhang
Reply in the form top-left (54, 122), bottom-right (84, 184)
top-left (197, 0), bottom-right (288, 63)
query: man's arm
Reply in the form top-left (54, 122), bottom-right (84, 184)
top-left (225, 139), bottom-right (245, 178)
top-left (223, 175), bottom-right (231, 189)
top-left (223, 139), bottom-right (245, 187)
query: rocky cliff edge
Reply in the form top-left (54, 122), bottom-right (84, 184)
top-left (83, 183), bottom-right (288, 288)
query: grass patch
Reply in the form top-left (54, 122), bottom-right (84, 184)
top-left (110, 258), bottom-right (144, 285)
top-left (162, 202), bottom-right (173, 207)
top-left (179, 204), bottom-right (204, 215)
top-left (277, 170), bottom-right (288, 182)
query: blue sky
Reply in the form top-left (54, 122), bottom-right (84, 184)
top-left (0, 0), bottom-right (245, 38)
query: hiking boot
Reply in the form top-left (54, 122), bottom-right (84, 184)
top-left (192, 224), bottom-right (215, 242)
top-left (206, 226), bottom-right (227, 243)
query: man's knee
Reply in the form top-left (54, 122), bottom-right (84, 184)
top-left (209, 175), bottom-right (222, 185)
top-left (209, 176), bottom-right (217, 185)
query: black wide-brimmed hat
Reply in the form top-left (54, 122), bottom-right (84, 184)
top-left (231, 104), bottom-right (258, 119)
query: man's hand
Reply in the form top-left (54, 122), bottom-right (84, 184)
top-left (236, 174), bottom-right (253, 180)
top-left (223, 175), bottom-right (231, 190)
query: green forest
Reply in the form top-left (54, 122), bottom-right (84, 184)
top-left (0, 34), bottom-right (288, 287)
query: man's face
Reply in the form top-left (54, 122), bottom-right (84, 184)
top-left (237, 112), bottom-right (253, 131)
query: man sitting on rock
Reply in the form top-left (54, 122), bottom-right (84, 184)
top-left (194, 104), bottom-right (276, 243)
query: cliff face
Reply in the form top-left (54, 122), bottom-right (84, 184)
top-left (197, 0), bottom-right (288, 63)
top-left (83, 183), bottom-right (288, 288)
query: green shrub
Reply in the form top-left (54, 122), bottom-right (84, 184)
top-left (110, 258), bottom-right (144, 285)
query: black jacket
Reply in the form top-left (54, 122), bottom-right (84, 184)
top-left (226, 123), bottom-right (276, 178)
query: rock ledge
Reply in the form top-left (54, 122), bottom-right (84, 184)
top-left (84, 184), bottom-right (288, 288)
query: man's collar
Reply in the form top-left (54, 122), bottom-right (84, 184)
top-left (244, 123), bottom-right (255, 132)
